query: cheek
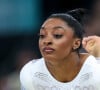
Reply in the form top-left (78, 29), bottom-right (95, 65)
top-left (56, 38), bottom-right (73, 51)
top-left (39, 40), bottom-right (42, 51)
top-left (54, 39), bottom-right (73, 58)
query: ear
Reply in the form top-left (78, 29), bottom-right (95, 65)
top-left (73, 38), bottom-right (81, 50)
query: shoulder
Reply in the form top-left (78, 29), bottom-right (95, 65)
top-left (80, 53), bottom-right (98, 64)
top-left (20, 58), bottom-right (44, 88)
top-left (84, 55), bottom-right (100, 73)
top-left (79, 55), bottom-right (100, 82)
top-left (20, 58), bottom-right (44, 81)
top-left (80, 54), bottom-right (100, 74)
top-left (84, 55), bottom-right (98, 66)
top-left (20, 58), bottom-right (44, 74)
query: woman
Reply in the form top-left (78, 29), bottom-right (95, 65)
top-left (20, 11), bottom-right (100, 90)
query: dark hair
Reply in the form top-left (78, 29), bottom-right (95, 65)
top-left (47, 11), bottom-right (85, 52)
top-left (67, 8), bottom-right (90, 26)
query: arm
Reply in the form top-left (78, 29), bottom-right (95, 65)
top-left (20, 61), bottom-right (36, 90)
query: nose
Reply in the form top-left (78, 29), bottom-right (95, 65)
top-left (43, 37), bottom-right (52, 45)
top-left (44, 41), bottom-right (52, 45)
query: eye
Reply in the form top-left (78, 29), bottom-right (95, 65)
top-left (38, 34), bottom-right (45, 39)
top-left (54, 34), bottom-right (63, 39)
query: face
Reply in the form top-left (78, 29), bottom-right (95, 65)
top-left (39, 18), bottom-right (80, 62)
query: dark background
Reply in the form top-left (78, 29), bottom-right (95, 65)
top-left (43, 0), bottom-right (93, 17)
top-left (0, 0), bottom-right (94, 77)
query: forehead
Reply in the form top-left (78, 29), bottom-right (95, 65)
top-left (41, 18), bottom-right (73, 30)
top-left (42, 18), bottom-right (67, 27)
top-left (40, 18), bottom-right (74, 35)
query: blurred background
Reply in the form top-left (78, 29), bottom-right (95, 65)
top-left (0, 0), bottom-right (100, 90)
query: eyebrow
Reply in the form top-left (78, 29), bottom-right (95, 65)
top-left (40, 27), bottom-right (45, 30)
top-left (53, 26), bottom-right (65, 30)
top-left (40, 26), bottom-right (65, 31)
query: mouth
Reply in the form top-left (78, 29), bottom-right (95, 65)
top-left (42, 47), bottom-right (55, 54)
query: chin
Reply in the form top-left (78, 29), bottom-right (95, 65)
top-left (43, 55), bottom-right (56, 61)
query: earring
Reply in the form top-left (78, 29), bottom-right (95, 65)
top-left (73, 47), bottom-right (77, 50)
top-left (72, 47), bottom-right (76, 52)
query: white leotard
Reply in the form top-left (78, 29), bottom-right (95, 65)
top-left (20, 55), bottom-right (100, 90)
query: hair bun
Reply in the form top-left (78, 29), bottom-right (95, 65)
top-left (67, 8), bottom-right (89, 25)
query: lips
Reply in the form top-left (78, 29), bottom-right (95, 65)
top-left (43, 47), bottom-right (54, 53)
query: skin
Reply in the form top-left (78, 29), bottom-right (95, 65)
top-left (39, 18), bottom-right (89, 82)
top-left (82, 35), bottom-right (100, 57)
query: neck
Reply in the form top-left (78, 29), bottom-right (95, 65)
top-left (46, 52), bottom-right (81, 68)
top-left (45, 53), bottom-right (84, 82)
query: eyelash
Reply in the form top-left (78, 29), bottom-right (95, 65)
top-left (53, 34), bottom-right (63, 39)
top-left (38, 34), bottom-right (63, 39)
top-left (38, 34), bottom-right (45, 39)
